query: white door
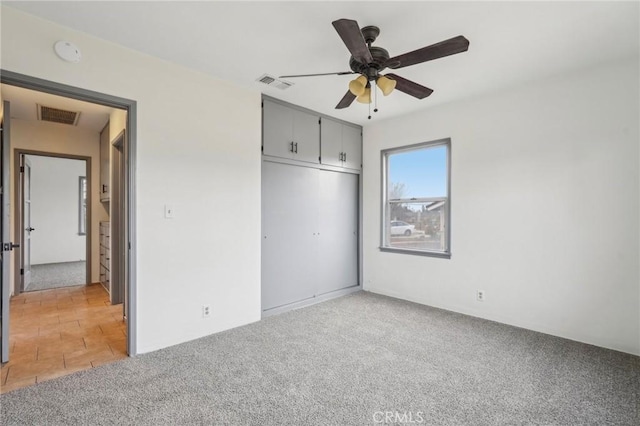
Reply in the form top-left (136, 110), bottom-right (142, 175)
top-left (291, 109), bottom-right (320, 164)
top-left (261, 161), bottom-right (319, 311)
top-left (341, 125), bottom-right (362, 170)
top-left (320, 118), bottom-right (343, 168)
top-left (262, 100), bottom-right (294, 159)
top-left (21, 156), bottom-right (33, 291)
top-left (317, 170), bottom-right (359, 294)
top-left (1, 101), bottom-right (12, 362)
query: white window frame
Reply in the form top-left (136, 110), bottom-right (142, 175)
top-left (380, 138), bottom-right (451, 258)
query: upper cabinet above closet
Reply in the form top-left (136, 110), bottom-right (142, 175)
top-left (262, 98), bottom-right (362, 171)
top-left (320, 117), bottom-right (362, 171)
top-left (263, 99), bottom-right (320, 164)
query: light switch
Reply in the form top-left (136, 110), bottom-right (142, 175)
top-left (164, 204), bottom-right (174, 219)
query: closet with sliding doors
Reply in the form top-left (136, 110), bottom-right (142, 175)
top-left (261, 96), bottom-right (362, 315)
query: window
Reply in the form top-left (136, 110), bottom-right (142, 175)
top-left (78, 176), bottom-right (87, 235)
top-left (381, 138), bottom-right (451, 258)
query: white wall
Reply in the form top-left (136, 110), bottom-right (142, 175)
top-left (10, 119), bottom-right (101, 286)
top-left (1, 7), bottom-right (261, 353)
top-left (27, 155), bottom-right (86, 265)
top-left (363, 58), bottom-right (640, 355)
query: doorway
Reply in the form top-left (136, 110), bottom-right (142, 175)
top-left (0, 70), bottom-right (137, 376)
top-left (15, 153), bottom-right (91, 293)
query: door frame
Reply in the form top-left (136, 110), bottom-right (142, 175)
top-left (14, 151), bottom-right (92, 292)
top-left (19, 155), bottom-right (33, 291)
top-left (110, 131), bottom-right (125, 305)
top-left (0, 70), bottom-right (138, 356)
top-left (2, 100), bottom-right (12, 363)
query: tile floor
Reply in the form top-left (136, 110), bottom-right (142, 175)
top-left (1, 284), bottom-right (127, 394)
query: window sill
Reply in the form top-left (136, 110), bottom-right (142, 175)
top-left (379, 246), bottom-right (451, 259)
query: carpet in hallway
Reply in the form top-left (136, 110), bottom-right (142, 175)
top-left (26, 261), bottom-right (87, 292)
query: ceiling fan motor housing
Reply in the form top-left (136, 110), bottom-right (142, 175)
top-left (361, 26), bottom-right (380, 44)
top-left (349, 46), bottom-right (390, 80)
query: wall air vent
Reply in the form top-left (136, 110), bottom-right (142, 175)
top-left (256, 74), bottom-right (294, 90)
top-left (37, 104), bottom-right (81, 126)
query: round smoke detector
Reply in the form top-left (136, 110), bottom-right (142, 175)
top-left (53, 41), bottom-right (82, 63)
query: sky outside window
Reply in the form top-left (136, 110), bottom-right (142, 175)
top-left (388, 145), bottom-right (447, 199)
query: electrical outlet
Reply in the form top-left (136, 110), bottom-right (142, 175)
top-left (202, 304), bottom-right (211, 318)
top-left (476, 290), bottom-right (485, 302)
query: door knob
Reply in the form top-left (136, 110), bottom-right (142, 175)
top-left (26, 227), bottom-right (35, 232)
top-left (2, 242), bottom-right (19, 251)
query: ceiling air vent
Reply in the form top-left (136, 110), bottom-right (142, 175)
top-left (37, 104), bottom-right (81, 126)
top-left (256, 74), bottom-right (294, 90)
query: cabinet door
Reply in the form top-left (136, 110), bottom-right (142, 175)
top-left (292, 109), bottom-right (320, 164)
top-left (262, 161), bottom-right (319, 311)
top-left (263, 100), bottom-right (294, 159)
top-left (342, 125), bottom-right (362, 170)
top-left (99, 125), bottom-right (110, 200)
top-left (317, 170), bottom-right (359, 295)
top-left (320, 118), bottom-right (343, 167)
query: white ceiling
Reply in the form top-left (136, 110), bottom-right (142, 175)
top-left (5, 1), bottom-right (639, 125)
top-left (1, 84), bottom-right (114, 131)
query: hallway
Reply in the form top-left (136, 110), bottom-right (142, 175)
top-left (1, 284), bottom-right (126, 394)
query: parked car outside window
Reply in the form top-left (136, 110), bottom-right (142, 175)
top-left (390, 221), bottom-right (415, 236)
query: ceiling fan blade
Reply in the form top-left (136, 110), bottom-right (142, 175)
top-left (335, 91), bottom-right (357, 109)
top-left (386, 35), bottom-right (469, 69)
top-left (279, 71), bottom-right (355, 78)
top-left (385, 74), bottom-right (433, 99)
top-left (332, 19), bottom-right (373, 65)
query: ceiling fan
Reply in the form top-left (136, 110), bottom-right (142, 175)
top-left (281, 19), bottom-right (470, 116)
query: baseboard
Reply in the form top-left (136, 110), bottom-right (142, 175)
top-left (262, 285), bottom-right (361, 318)
top-left (365, 287), bottom-right (640, 357)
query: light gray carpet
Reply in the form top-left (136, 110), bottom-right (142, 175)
top-left (26, 261), bottom-right (87, 292)
top-left (2, 292), bottom-right (638, 425)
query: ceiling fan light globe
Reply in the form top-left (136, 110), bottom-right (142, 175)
top-left (348, 75), bottom-right (367, 96)
top-left (377, 75), bottom-right (397, 96)
top-left (349, 81), bottom-right (365, 97)
top-left (356, 87), bottom-right (372, 104)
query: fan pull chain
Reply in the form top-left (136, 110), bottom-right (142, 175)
top-left (368, 100), bottom-right (371, 120)
top-left (374, 81), bottom-right (379, 114)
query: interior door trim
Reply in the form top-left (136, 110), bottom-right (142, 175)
top-left (1, 100), bottom-right (11, 363)
top-left (14, 151), bottom-right (92, 292)
top-left (1, 69), bottom-right (138, 356)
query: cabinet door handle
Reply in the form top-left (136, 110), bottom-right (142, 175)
top-left (290, 141), bottom-right (294, 153)
top-left (343, 152), bottom-right (347, 162)
top-left (102, 184), bottom-right (108, 193)
top-left (294, 142), bottom-right (298, 153)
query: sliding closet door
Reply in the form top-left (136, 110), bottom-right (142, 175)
top-left (317, 170), bottom-right (358, 294)
top-left (262, 161), bottom-right (319, 311)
